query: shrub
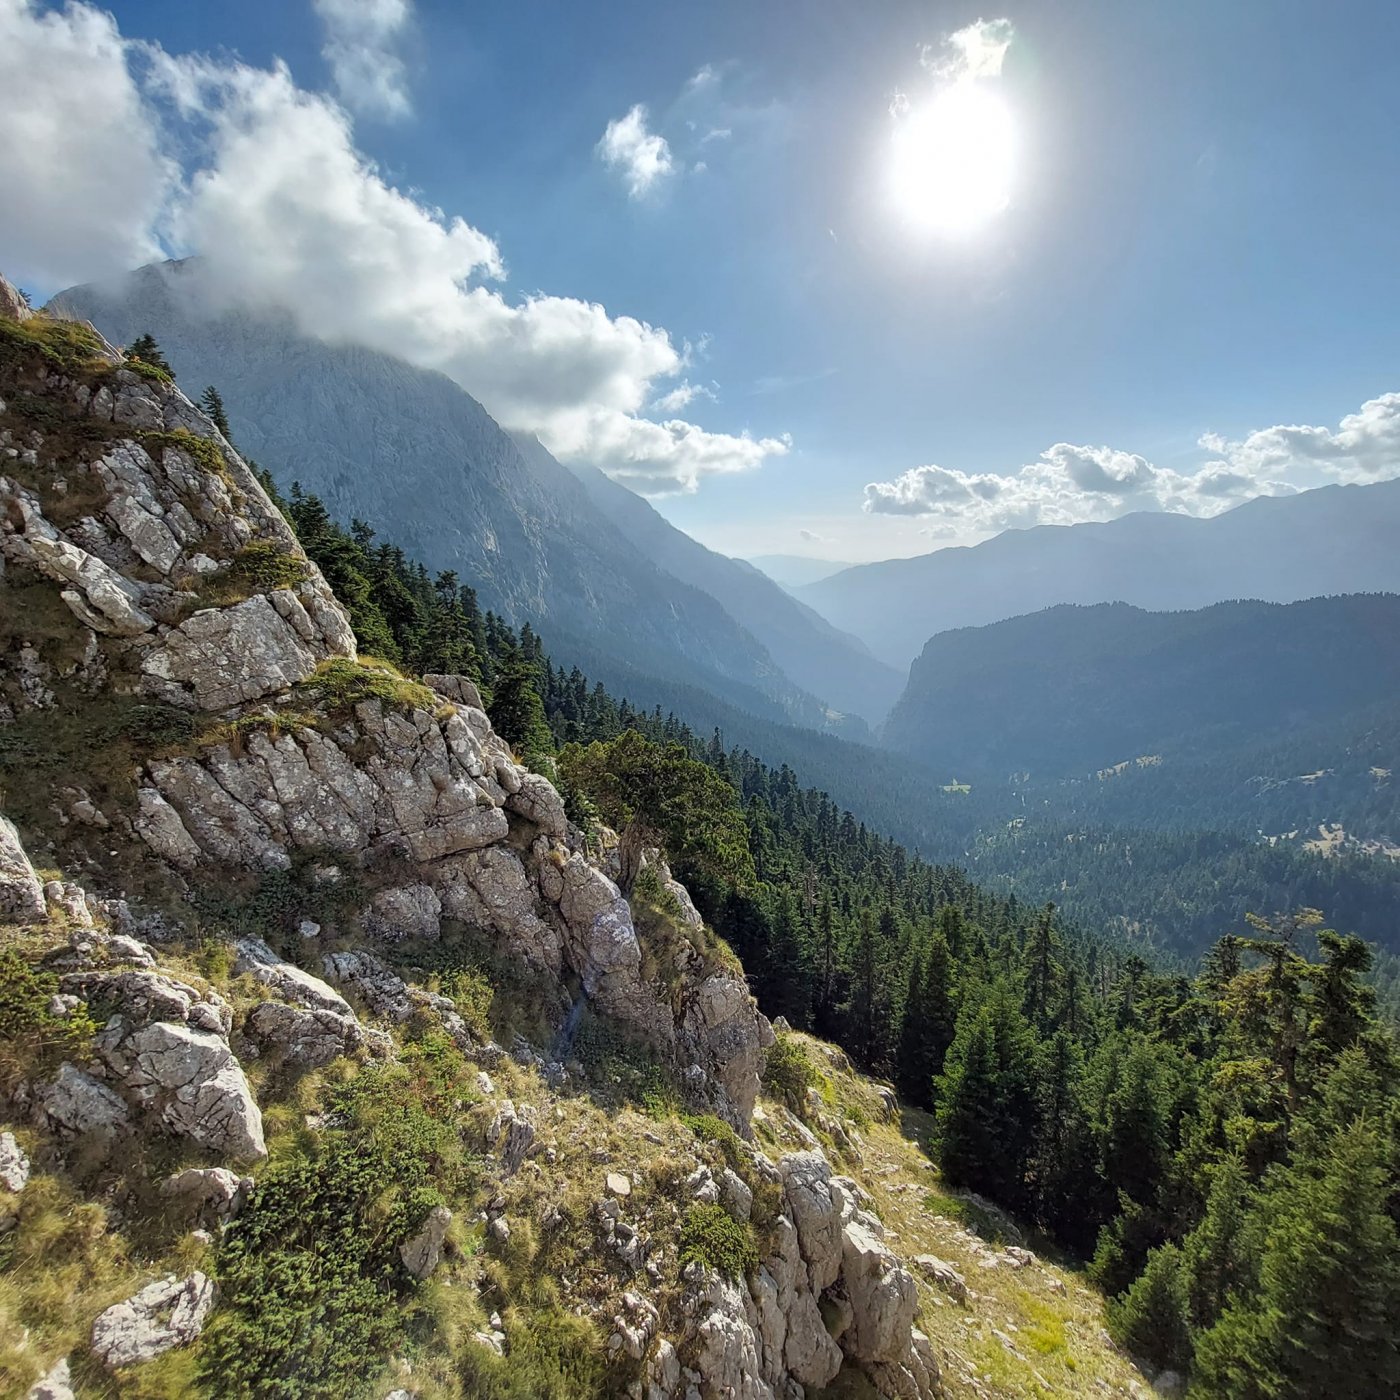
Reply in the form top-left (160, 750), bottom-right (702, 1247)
top-left (455, 1307), bottom-right (608, 1399)
top-left (199, 1062), bottom-right (471, 1398)
top-left (298, 657), bottom-right (436, 716)
top-left (438, 965), bottom-right (494, 1040)
top-left (226, 541), bottom-right (312, 593)
top-left (682, 1112), bottom-right (743, 1171)
top-left (763, 1034), bottom-right (820, 1112)
top-left (679, 1202), bottom-right (757, 1280)
top-left (0, 948), bottom-right (97, 1091)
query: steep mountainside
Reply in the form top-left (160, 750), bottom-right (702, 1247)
top-left (547, 443), bottom-right (903, 725)
top-left (0, 277), bottom-right (1175, 1400)
top-left (799, 483), bottom-right (1400, 667)
top-left (882, 595), bottom-right (1400, 777)
top-left (51, 260), bottom-right (839, 733)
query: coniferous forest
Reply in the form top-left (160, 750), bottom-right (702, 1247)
top-left (267, 466), bottom-right (1400, 1398)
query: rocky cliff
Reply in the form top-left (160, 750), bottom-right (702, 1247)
top-left (0, 279), bottom-right (964, 1398)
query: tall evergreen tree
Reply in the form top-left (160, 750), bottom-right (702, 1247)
top-left (1193, 1119), bottom-right (1400, 1399)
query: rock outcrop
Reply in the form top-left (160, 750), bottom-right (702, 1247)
top-left (0, 815), bottom-right (45, 923)
top-left (0, 300), bottom-right (771, 1130)
top-left (665, 1143), bottom-right (939, 1400)
top-left (90, 1272), bottom-right (215, 1368)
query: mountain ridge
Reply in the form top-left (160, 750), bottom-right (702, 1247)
top-left (51, 260), bottom-right (851, 735)
top-left (799, 482), bottom-right (1400, 667)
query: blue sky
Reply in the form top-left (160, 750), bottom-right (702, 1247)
top-left (5, 0), bottom-right (1400, 560)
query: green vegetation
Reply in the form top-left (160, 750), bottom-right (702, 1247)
top-left (678, 1202), bottom-right (757, 1280)
top-left (199, 1057), bottom-right (473, 1399)
top-left (762, 1034), bottom-right (823, 1114)
top-left (223, 541), bottom-right (312, 593)
top-left (297, 656), bottom-right (437, 716)
top-left (0, 947), bottom-right (97, 1091)
top-left (0, 309), bottom-right (107, 374)
top-left (559, 729), bottom-right (754, 895)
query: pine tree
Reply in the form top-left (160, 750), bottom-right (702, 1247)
top-left (1193, 1119), bottom-right (1400, 1399)
top-left (1022, 903), bottom-right (1064, 1032)
top-left (935, 985), bottom-right (1040, 1212)
top-left (1106, 1241), bottom-right (1192, 1374)
top-left (1181, 1155), bottom-right (1260, 1332)
top-left (199, 384), bottom-right (231, 437)
top-left (127, 332), bottom-right (171, 372)
top-left (488, 647), bottom-right (553, 761)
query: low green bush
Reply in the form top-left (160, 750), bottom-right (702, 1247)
top-left (298, 657), bottom-right (436, 716)
top-left (199, 1061), bottom-right (472, 1398)
top-left (0, 948), bottom-right (97, 1091)
top-left (226, 541), bottom-right (312, 593)
top-left (679, 1202), bottom-right (757, 1281)
top-left (762, 1033), bottom-right (821, 1112)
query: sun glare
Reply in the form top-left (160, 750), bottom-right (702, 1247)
top-left (889, 83), bottom-right (1015, 237)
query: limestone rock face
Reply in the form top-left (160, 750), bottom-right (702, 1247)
top-left (400, 1204), bottom-right (452, 1279)
top-left (841, 1218), bottom-right (920, 1363)
top-left (160, 1166), bottom-right (252, 1227)
top-left (668, 1141), bottom-right (939, 1400)
top-left (37, 1063), bottom-right (131, 1138)
top-left (0, 814), bottom-right (46, 924)
top-left (232, 937), bottom-right (353, 1015)
top-left (140, 592), bottom-right (341, 710)
top-left (24, 1357), bottom-right (74, 1400)
top-left (97, 1019), bottom-right (265, 1161)
top-left (0, 320), bottom-right (771, 1131)
top-left (0, 1130), bottom-right (31, 1192)
top-left (90, 1272), bottom-right (215, 1368)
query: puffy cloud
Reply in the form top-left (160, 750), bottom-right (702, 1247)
top-left (0, 0), bottom-right (177, 287)
top-left (312, 0), bottom-right (412, 119)
top-left (0, 4), bottom-right (785, 496)
top-left (158, 62), bottom-right (779, 490)
top-left (864, 440), bottom-right (1287, 532)
top-left (923, 18), bottom-right (1015, 81)
top-left (596, 104), bottom-right (675, 198)
top-left (1200, 392), bottom-right (1400, 485)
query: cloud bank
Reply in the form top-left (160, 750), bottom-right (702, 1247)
top-left (864, 393), bottom-right (1400, 534)
top-left (0, 0), bottom-right (786, 496)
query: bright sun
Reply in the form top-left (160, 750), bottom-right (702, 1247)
top-left (889, 83), bottom-right (1015, 237)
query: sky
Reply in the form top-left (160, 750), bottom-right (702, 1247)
top-left (4, 0), bottom-right (1400, 562)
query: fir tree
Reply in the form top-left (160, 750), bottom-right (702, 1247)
top-left (126, 332), bottom-right (171, 372)
top-left (1106, 1241), bottom-right (1192, 1375)
top-left (199, 384), bottom-right (231, 437)
top-left (1193, 1119), bottom-right (1400, 1399)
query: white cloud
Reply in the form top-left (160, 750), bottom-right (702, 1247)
top-left (652, 381), bottom-right (717, 413)
top-left (0, 4), bottom-right (785, 496)
top-left (864, 441), bottom-right (1289, 532)
top-left (312, 0), bottom-right (412, 120)
top-left (155, 60), bottom-right (781, 491)
top-left (596, 104), bottom-right (675, 198)
top-left (863, 391), bottom-right (1400, 534)
top-left (922, 18), bottom-right (1015, 81)
top-left (799, 528), bottom-right (826, 542)
top-left (1199, 392), bottom-right (1400, 485)
top-left (0, 0), bottom-right (177, 288)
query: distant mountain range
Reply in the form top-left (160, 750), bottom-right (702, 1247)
top-left (54, 261), bottom-right (887, 732)
top-left (747, 554), bottom-right (856, 590)
top-left (882, 594), bottom-right (1400, 784)
top-left (799, 484), bottom-right (1400, 668)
